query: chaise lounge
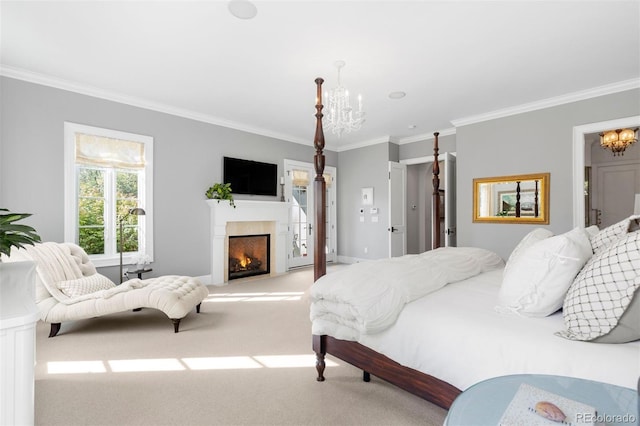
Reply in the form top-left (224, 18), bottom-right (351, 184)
top-left (4, 242), bottom-right (210, 337)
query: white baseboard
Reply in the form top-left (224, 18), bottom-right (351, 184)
top-left (337, 255), bottom-right (369, 264)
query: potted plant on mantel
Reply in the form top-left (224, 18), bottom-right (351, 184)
top-left (205, 182), bottom-right (236, 208)
top-left (0, 208), bottom-right (42, 320)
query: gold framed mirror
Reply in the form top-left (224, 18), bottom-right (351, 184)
top-left (473, 173), bottom-right (550, 224)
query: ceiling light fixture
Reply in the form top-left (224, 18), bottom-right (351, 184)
top-left (389, 91), bottom-right (406, 99)
top-left (324, 60), bottom-right (365, 138)
top-left (228, 0), bottom-right (257, 20)
top-left (599, 128), bottom-right (638, 156)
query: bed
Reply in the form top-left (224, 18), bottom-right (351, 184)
top-left (308, 78), bottom-right (640, 410)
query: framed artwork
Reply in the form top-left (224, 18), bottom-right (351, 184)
top-left (361, 187), bottom-right (373, 205)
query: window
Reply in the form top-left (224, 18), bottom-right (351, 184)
top-left (64, 123), bottom-right (153, 267)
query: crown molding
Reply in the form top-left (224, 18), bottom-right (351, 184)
top-left (450, 78), bottom-right (640, 127)
top-left (396, 127), bottom-right (457, 145)
top-left (4, 65), bottom-right (638, 149)
top-left (0, 65), bottom-right (311, 146)
top-left (332, 136), bottom-right (393, 152)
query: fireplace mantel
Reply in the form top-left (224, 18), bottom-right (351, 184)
top-left (207, 200), bottom-right (289, 285)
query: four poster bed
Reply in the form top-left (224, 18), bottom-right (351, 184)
top-left (308, 79), bottom-right (640, 410)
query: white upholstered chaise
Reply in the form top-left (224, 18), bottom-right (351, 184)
top-left (4, 242), bottom-right (209, 337)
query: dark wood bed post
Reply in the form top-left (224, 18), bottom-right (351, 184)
top-left (432, 132), bottom-right (441, 250)
top-left (313, 78), bottom-right (327, 282)
top-left (313, 78), bottom-right (328, 382)
top-left (311, 125), bottom-right (464, 407)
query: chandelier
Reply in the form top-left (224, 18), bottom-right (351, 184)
top-left (324, 60), bottom-right (365, 137)
top-left (600, 128), bottom-right (638, 156)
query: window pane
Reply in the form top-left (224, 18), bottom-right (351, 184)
top-left (116, 170), bottom-right (139, 225)
top-left (79, 227), bottom-right (105, 255)
top-left (117, 170), bottom-right (138, 199)
top-left (78, 168), bottom-right (104, 197)
top-left (124, 226), bottom-right (139, 252)
top-left (291, 181), bottom-right (308, 258)
top-left (79, 198), bottom-right (104, 226)
top-left (78, 167), bottom-right (106, 254)
top-left (116, 171), bottom-right (141, 254)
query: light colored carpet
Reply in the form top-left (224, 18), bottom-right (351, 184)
top-left (34, 265), bottom-right (448, 425)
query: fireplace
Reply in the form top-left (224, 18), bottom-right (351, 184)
top-left (208, 200), bottom-right (289, 285)
top-left (228, 234), bottom-right (270, 280)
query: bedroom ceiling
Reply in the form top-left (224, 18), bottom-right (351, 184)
top-left (1, 1), bottom-right (639, 151)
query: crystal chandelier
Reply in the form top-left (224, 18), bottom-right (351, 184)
top-left (324, 60), bottom-right (365, 137)
top-left (600, 128), bottom-right (638, 156)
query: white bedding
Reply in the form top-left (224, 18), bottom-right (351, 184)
top-left (310, 247), bottom-right (504, 341)
top-left (358, 268), bottom-right (640, 391)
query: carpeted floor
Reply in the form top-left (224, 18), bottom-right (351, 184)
top-left (34, 265), bottom-right (448, 425)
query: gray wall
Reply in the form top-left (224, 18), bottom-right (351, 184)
top-left (0, 77), bottom-right (337, 282)
top-left (337, 142), bottom-right (394, 260)
top-left (3, 76), bottom-right (638, 272)
top-left (456, 89), bottom-right (640, 260)
top-left (399, 132), bottom-right (457, 160)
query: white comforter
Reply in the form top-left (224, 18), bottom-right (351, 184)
top-left (359, 269), bottom-right (640, 390)
top-left (309, 247), bottom-right (504, 341)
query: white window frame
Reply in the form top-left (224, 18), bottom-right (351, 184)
top-left (64, 122), bottom-right (154, 267)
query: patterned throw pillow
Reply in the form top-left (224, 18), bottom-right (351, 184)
top-left (57, 273), bottom-right (116, 298)
top-left (557, 230), bottom-right (640, 342)
top-left (589, 215), bottom-right (640, 254)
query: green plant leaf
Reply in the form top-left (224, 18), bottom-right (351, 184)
top-left (0, 209), bottom-right (42, 258)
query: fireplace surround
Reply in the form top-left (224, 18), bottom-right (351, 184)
top-left (207, 200), bottom-right (289, 285)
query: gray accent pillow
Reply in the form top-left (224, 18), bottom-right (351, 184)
top-left (593, 291), bottom-right (640, 343)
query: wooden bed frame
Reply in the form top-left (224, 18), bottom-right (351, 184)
top-left (310, 79), bottom-right (462, 409)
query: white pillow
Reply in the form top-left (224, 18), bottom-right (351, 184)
top-left (57, 273), bottom-right (116, 298)
top-left (584, 225), bottom-right (599, 238)
top-left (497, 227), bottom-right (593, 317)
top-left (503, 228), bottom-right (554, 277)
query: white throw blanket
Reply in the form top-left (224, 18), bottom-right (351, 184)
top-left (26, 242), bottom-right (83, 284)
top-left (310, 247), bottom-right (504, 341)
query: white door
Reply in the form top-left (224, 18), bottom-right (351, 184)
top-left (389, 161), bottom-right (407, 257)
top-left (284, 160), bottom-right (336, 268)
top-left (594, 162), bottom-right (640, 227)
top-left (444, 152), bottom-right (457, 247)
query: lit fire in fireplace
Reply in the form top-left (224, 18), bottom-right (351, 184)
top-left (228, 234), bottom-right (270, 280)
top-left (239, 255), bottom-right (251, 268)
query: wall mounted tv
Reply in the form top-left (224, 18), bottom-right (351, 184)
top-left (223, 156), bottom-right (278, 196)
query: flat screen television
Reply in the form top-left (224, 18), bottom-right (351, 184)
top-left (223, 156), bottom-right (278, 196)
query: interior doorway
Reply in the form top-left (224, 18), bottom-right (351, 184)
top-left (572, 116), bottom-right (640, 228)
top-left (402, 153), bottom-right (456, 254)
top-left (584, 132), bottom-right (640, 227)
